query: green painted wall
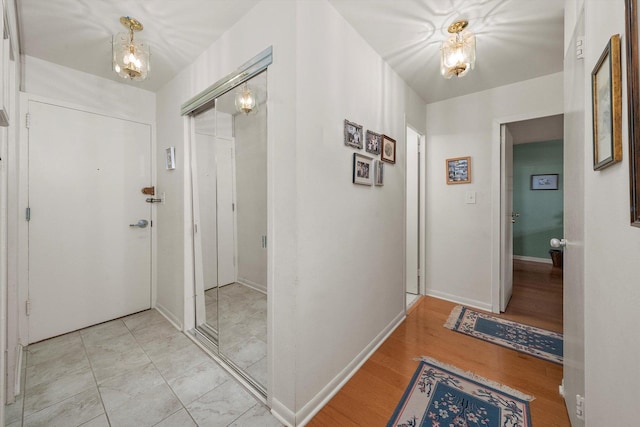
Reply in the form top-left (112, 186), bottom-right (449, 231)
top-left (513, 140), bottom-right (564, 259)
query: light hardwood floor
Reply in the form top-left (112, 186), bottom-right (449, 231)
top-left (309, 260), bottom-right (569, 426)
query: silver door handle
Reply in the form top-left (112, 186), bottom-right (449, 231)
top-left (550, 238), bottom-right (566, 248)
top-left (129, 219), bottom-right (149, 228)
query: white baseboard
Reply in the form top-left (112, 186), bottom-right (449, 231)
top-left (154, 302), bottom-right (183, 330)
top-left (513, 255), bottom-right (552, 264)
top-left (238, 277), bottom-right (267, 294)
top-left (296, 311), bottom-right (406, 426)
top-left (271, 398), bottom-right (295, 427)
top-left (425, 289), bottom-right (492, 312)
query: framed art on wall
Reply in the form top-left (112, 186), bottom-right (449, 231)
top-left (531, 174), bottom-right (559, 190)
top-left (374, 160), bottom-right (384, 186)
top-left (625, 0), bottom-right (640, 226)
top-left (446, 156), bottom-right (471, 184)
top-left (591, 34), bottom-right (622, 171)
top-left (344, 119), bottom-right (363, 149)
top-left (381, 135), bottom-right (396, 164)
top-left (365, 130), bottom-right (382, 155)
top-left (353, 153), bottom-right (373, 185)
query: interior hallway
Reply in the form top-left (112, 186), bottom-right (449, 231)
top-left (5, 309), bottom-right (281, 427)
top-left (310, 260), bottom-right (567, 426)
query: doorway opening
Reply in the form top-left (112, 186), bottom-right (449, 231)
top-left (499, 115), bottom-right (564, 328)
top-left (405, 125), bottom-right (425, 310)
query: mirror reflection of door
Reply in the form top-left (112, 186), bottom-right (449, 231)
top-left (192, 70), bottom-right (268, 392)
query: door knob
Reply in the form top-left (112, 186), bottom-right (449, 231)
top-left (129, 219), bottom-right (149, 228)
top-left (511, 212), bottom-right (520, 223)
top-left (550, 238), bottom-right (566, 248)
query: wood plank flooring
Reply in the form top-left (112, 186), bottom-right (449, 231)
top-left (308, 260), bottom-right (569, 426)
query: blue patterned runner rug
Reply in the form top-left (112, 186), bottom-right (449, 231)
top-left (444, 305), bottom-right (563, 364)
top-left (388, 357), bottom-right (533, 427)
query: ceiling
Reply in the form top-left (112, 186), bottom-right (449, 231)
top-left (17, 0), bottom-right (564, 103)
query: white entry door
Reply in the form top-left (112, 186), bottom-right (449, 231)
top-left (27, 100), bottom-right (152, 343)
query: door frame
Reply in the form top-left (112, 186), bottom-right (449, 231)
top-left (16, 92), bottom-right (157, 345)
top-left (404, 123), bottom-right (426, 304)
top-left (491, 110), bottom-right (562, 313)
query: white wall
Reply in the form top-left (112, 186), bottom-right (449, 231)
top-left (579, 0), bottom-right (640, 424)
top-left (154, 0), bottom-right (298, 420)
top-left (425, 73), bottom-right (563, 310)
top-left (23, 56), bottom-right (155, 124)
top-left (155, 1), bottom-right (426, 423)
top-left (294, 1), bottom-right (426, 422)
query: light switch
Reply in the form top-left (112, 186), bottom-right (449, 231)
top-left (465, 191), bottom-right (476, 204)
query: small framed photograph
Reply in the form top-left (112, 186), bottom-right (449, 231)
top-left (374, 160), bottom-right (384, 186)
top-left (344, 119), bottom-right (363, 149)
top-left (446, 156), bottom-right (471, 184)
top-left (381, 135), bottom-right (396, 164)
top-left (166, 147), bottom-right (176, 170)
top-left (592, 34), bottom-right (622, 171)
top-left (530, 174), bottom-right (559, 190)
top-left (353, 153), bottom-right (373, 185)
top-left (365, 130), bottom-right (382, 155)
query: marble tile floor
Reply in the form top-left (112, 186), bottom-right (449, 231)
top-left (201, 284), bottom-right (267, 386)
top-left (4, 309), bottom-right (282, 427)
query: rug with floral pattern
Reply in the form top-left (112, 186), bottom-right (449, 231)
top-left (444, 305), bottom-right (563, 364)
top-left (387, 357), bottom-right (533, 427)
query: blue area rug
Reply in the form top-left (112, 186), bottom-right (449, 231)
top-left (445, 305), bottom-right (563, 364)
top-left (388, 357), bottom-right (533, 427)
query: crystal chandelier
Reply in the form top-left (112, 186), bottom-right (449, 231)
top-left (235, 83), bottom-right (256, 114)
top-left (440, 20), bottom-right (476, 79)
top-left (113, 16), bottom-right (150, 81)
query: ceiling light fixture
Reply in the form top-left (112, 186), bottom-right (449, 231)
top-left (440, 20), bottom-right (476, 79)
top-left (235, 83), bottom-right (256, 115)
top-left (113, 16), bottom-right (150, 81)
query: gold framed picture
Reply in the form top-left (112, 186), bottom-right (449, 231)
top-left (446, 156), bottom-right (471, 185)
top-left (591, 34), bottom-right (622, 171)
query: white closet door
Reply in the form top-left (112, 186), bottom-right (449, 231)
top-left (215, 138), bottom-right (236, 286)
top-left (27, 100), bottom-right (152, 343)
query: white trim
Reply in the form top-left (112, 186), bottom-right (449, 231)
top-left (238, 277), bottom-right (267, 294)
top-left (425, 290), bottom-right (493, 312)
top-left (491, 110), bottom-right (563, 313)
top-left (296, 311), bottom-right (406, 426)
top-left (155, 303), bottom-right (183, 331)
top-left (513, 255), bottom-right (552, 264)
top-left (271, 398), bottom-right (295, 427)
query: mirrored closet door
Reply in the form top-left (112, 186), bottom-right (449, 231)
top-left (190, 68), bottom-right (268, 393)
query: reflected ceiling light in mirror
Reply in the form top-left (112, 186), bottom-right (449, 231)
top-left (113, 16), bottom-right (150, 81)
top-left (440, 20), bottom-right (476, 79)
top-left (235, 83), bottom-right (256, 114)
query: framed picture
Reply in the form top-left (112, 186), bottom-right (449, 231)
top-left (625, 0), bottom-right (640, 226)
top-left (531, 174), bottom-right (559, 190)
top-left (374, 160), bottom-right (384, 186)
top-left (344, 119), bottom-right (363, 149)
top-left (446, 156), bottom-right (471, 184)
top-left (353, 153), bottom-right (373, 185)
top-left (365, 130), bottom-right (382, 155)
top-left (165, 147), bottom-right (176, 170)
top-left (381, 135), bottom-right (396, 164)
top-left (591, 34), bottom-right (622, 171)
